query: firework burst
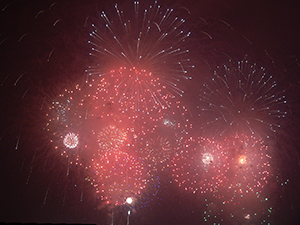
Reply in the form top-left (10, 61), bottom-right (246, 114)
top-left (197, 60), bottom-right (287, 138)
top-left (63, 132), bottom-right (79, 149)
top-left (44, 83), bottom-right (93, 166)
top-left (86, 150), bottom-right (149, 206)
top-left (97, 125), bottom-right (128, 154)
top-left (170, 137), bottom-right (230, 195)
top-left (138, 133), bottom-right (173, 171)
top-left (89, 66), bottom-right (179, 114)
top-left (87, 1), bottom-right (194, 114)
top-left (222, 134), bottom-right (271, 203)
top-left (170, 134), bottom-right (272, 203)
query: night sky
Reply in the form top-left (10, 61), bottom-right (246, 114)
top-left (1, 0), bottom-right (300, 224)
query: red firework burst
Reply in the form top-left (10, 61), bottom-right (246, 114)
top-left (170, 137), bottom-right (230, 194)
top-left (97, 125), bottom-right (128, 154)
top-left (89, 66), bottom-right (177, 115)
top-left (86, 150), bottom-right (149, 206)
top-left (221, 134), bottom-right (271, 203)
top-left (170, 134), bottom-right (271, 204)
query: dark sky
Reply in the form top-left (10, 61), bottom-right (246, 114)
top-left (1, 0), bottom-right (300, 224)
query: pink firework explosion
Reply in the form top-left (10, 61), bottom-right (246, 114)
top-left (97, 125), bottom-right (128, 154)
top-left (170, 137), bottom-right (230, 194)
top-left (86, 150), bottom-right (149, 206)
top-left (221, 134), bottom-right (271, 203)
top-left (169, 134), bottom-right (272, 204)
top-left (89, 66), bottom-right (177, 114)
top-left (87, 73), bottom-right (166, 135)
top-left (137, 133), bottom-right (174, 172)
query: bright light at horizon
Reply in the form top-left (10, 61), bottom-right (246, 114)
top-left (126, 197), bottom-right (133, 205)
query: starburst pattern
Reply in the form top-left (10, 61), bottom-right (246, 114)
top-left (97, 125), bottom-right (128, 154)
top-left (63, 132), bottom-right (79, 149)
top-left (197, 60), bottom-right (287, 138)
top-left (87, 1), bottom-right (194, 114)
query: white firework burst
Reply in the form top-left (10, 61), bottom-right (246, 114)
top-left (197, 60), bottom-right (287, 138)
